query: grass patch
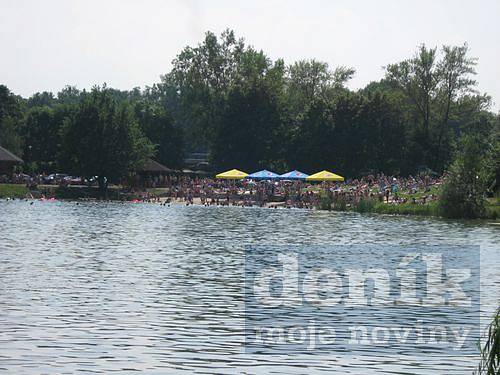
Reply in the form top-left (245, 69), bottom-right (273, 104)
top-left (485, 198), bottom-right (500, 220)
top-left (322, 195), bottom-right (499, 220)
top-left (0, 184), bottom-right (29, 198)
top-left (319, 185), bottom-right (500, 220)
top-left (398, 185), bottom-right (441, 200)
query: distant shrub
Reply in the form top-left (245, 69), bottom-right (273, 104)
top-left (439, 134), bottom-right (489, 219)
top-left (319, 194), bottom-right (333, 210)
top-left (354, 198), bottom-right (377, 213)
top-left (333, 198), bottom-right (348, 211)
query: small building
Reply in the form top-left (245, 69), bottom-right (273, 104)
top-left (0, 145), bottom-right (23, 175)
top-left (134, 159), bottom-right (174, 188)
top-left (140, 159), bottom-right (174, 175)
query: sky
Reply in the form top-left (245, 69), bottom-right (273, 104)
top-left (1, 0), bottom-right (499, 111)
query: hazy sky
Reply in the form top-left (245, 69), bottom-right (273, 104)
top-left (1, 0), bottom-right (499, 110)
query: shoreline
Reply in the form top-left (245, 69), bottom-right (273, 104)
top-left (1, 195), bottom-right (499, 224)
top-left (1, 183), bottom-right (498, 221)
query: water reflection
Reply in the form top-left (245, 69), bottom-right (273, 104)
top-left (0, 200), bottom-right (498, 373)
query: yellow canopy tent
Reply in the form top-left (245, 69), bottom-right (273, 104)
top-left (215, 169), bottom-right (248, 179)
top-left (306, 170), bottom-right (344, 182)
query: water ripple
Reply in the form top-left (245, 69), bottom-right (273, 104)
top-left (0, 200), bottom-right (498, 374)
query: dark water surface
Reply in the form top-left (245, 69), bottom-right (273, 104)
top-left (0, 200), bottom-right (498, 374)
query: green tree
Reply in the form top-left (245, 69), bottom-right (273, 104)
top-left (27, 91), bottom-right (56, 108)
top-left (22, 104), bottom-right (75, 172)
top-left (434, 43), bottom-right (478, 166)
top-left (439, 128), bottom-right (491, 218)
top-left (57, 86), bottom-right (82, 105)
top-left (1, 32), bottom-right (498, 182)
top-left (60, 86), bottom-right (154, 192)
top-left (134, 100), bottom-right (184, 169)
top-left (342, 92), bottom-right (408, 175)
top-left (287, 91), bottom-right (408, 176)
top-left (386, 45), bottom-right (438, 165)
top-left (165, 29), bottom-right (246, 148)
top-left (0, 85), bottom-right (24, 155)
top-left (23, 107), bottom-right (57, 171)
top-left (287, 97), bottom-right (335, 172)
top-left (212, 77), bottom-right (285, 172)
top-left (287, 59), bottom-right (354, 115)
top-left (386, 43), bottom-right (481, 171)
top-left (489, 115), bottom-right (500, 194)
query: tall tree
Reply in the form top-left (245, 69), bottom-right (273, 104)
top-left (286, 97), bottom-right (335, 172)
top-left (212, 76), bottom-right (285, 172)
top-left (386, 43), bottom-right (483, 171)
top-left (60, 86), bottom-right (154, 191)
top-left (164, 29), bottom-right (246, 148)
top-left (287, 59), bottom-right (354, 113)
top-left (57, 86), bottom-right (83, 105)
top-left (0, 85), bottom-right (24, 155)
top-left (23, 107), bottom-right (57, 170)
top-left (435, 43), bottom-right (478, 165)
top-left (386, 45), bottom-right (438, 151)
top-left (134, 100), bottom-right (184, 169)
top-left (27, 91), bottom-right (56, 108)
top-left (22, 104), bottom-right (75, 171)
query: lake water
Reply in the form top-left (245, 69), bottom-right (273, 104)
top-left (0, 200), bottom-right (498, 374)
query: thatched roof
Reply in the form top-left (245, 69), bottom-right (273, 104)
top-left (0, 145), bottom-right (23, 163)
top-left (141, 159), bottom-right (173, 173)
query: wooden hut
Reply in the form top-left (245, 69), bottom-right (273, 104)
top-left (0, 145), bottom-right (23, 175)
top-left (135, 159), bottom-right (174, 188)
top-left (141, 159), bottom-right (173, 174)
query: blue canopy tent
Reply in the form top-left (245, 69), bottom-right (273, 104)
top-left (278, 170), bottom-right (309, 180)
top-left (246, 170), bottom-right (280, 180)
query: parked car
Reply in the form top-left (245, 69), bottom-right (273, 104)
top-left (63, 176), bottom-right (83, 185)
top-left (43, 173), bottom-right (68, 184)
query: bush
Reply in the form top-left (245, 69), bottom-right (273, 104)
top-left (319, 194), bottom-right (333, 210)
top-left (330, 195), bottom-right (348, 211)
top-left (354, 198), bottom-right (377, 213)
top-left (439, 134), bottom-right (490, 219)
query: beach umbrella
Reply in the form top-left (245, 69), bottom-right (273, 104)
top-left (306, 170), bottom-right (344, 182)
top-left (215, 169), bottom-right (248, 179)
top-left (246, 170), bottom-right (279, 180)
top-left (278, 170), bottom-right (309, 180)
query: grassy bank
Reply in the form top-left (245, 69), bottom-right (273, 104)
top-left (328, 198), bottom-right (440, 217)
top-left (0, 184), bottom-right (29, 198)
top-left (0, 184), bottom-right (141, 201)
top-left (323, 195), bottom-right (499, 220)
top-left (53, 185), bottom-right (148, 201)
top-left (365, 201), bottom-right (441, 217)
top-left (485, 198), bottom-right (500, 219)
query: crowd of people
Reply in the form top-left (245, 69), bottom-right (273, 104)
top-left (328, 174), bottom-right (441, 206)
top-left (1, 171), bottom-right (442, 209)
top-left (130, 173), bottom-right (442, 208)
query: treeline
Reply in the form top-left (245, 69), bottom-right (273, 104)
top-left (0, 29), bottom-right (498, 182)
